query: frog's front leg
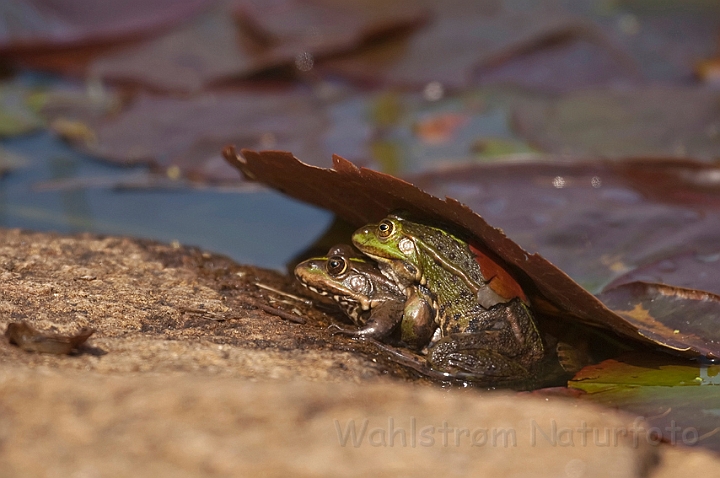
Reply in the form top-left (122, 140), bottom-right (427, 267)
top-left (330, 300), bottom-right (403, 341)
top-left (399, 286), bottom-right (437, 351)
top-left (427, 332), bottom-right (533, 380)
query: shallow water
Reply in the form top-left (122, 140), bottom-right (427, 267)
top-left (0, 132), bottom-right (333, 271)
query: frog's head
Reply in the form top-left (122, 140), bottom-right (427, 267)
top-left (352, 214), bottom-right (421, 282)
top-left (294, 245), bottom-right (376, 318)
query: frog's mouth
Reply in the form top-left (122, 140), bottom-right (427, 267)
top-left (294, 271), bottom-right (372, 312)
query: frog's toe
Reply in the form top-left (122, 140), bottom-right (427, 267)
top-left (327, 324), bottom-right (357, 336)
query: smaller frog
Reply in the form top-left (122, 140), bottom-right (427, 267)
top-left (294, 244), bottom-right (436, 350)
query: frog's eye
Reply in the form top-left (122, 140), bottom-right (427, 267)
top-left (378, 220), bottom-right (394, 238)
top-left (327, 256), bottom-right (347, 276)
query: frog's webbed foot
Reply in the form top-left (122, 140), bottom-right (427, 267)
top-left (427, 333), bottom-right (531, 380)
top-left (362, 338), bottom-right (461, 382)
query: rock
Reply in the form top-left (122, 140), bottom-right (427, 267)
top-left (0, 228), bottom-right (717, 476)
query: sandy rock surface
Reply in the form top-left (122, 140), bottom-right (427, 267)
top-left (0, 228), bottom-right (717, 477)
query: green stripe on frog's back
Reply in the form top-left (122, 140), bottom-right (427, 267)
top-left (397, 215), bottom-right (508, 309)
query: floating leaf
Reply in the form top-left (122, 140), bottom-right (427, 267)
top-left (598, 282), bottom-right (720, 358)
top-left (88, 9), bottom-right (253, 93)
top-left (409, 158), bottom-right (720, 295)
top-left (69, 89), bottom-right (339, 183)
top-left (235, 0), bottom-right (428, 60)
top-left (569, 354), bottom-right (720, 453)
top-left (606, 251), bottom-right (720, 296)
top-left (0, 0), bottom-right (212, 51)
top-left (223, 149), bottom-right (720, 359)
top-left (321, 0), bottom-right (637, 91)
top-left (83, 1), bottom-right (426, 92)
top-left (513, 87), bottom-right (720, 159)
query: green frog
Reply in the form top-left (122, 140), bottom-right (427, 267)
top-left (352, 214), bottom-right (545, 381)
top-left (294, 244), bottom-right (436, 350)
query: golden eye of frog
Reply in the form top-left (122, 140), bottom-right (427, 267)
top-left (294, 244), bottom-right (435, 349)
top-left (352, 214), bottom-right (545, 381)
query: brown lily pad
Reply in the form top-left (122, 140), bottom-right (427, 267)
top-left (513, 87), bottom-right (720, 160)
top-left (0, 0), bottom-right (213, 52)
top-left (88, 9), bottom-right (251, 93)
top-left (5, 321), bottom-right (95, 354)
top-left (321, 0), bottom-right (638, 91)
top-left (223, 148), bottom-right (720, 359)
top-left (235, 0), bottom-right (428, 63)
top-left (409, 158), bottom-right (720, 296)
top-left (86, 1), bottom-right (427, 92)
top-left (597, 282), bottom-right (720, 357)
top-left (605, 251), bottom-right (720, 296)
top-left (67, 89), bottom-right (333, 182)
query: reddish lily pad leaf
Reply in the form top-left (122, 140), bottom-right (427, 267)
top-left (0, 0), bottom-right (212, 52)
top-left (88, 9), bottom-right (251, 93)
top-left (568, 354), bottom-right (720, 453)
top-left (223, 149), bottom-right (720, 359)
top-left (597, 282), bottom-right (720, 358)
top-left (236, 0), bottom-right (429, 60)
top-left (321, 0), bottom-right (637, 91)
top-left (610, 3), bottom-right (720, 83)
top-left (469, 244), bottom-right (527, 304)
top-left (66, 89), bottom-right (338, 183)
top-left (87, 1), bottom-right (427, 92)
top-left (513, 87), bottom-right (720, 160)
top-left (473, 37), bottom-right (641, 94)
top-left (605, 251), bottom-right (720, 296)
top-left (5, 321), bottom-right (95, 354)
top-left (409, 158), bottom-right (720, 296)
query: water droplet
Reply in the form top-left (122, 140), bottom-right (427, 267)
top-left (696, 252), bottom-right (720, 263)
top-left (423, 81), bottom-right (444, 101)
top-left (295, 52), bottom-right (314, 72)
top-left (259, 132), bottom-right (277, 148)
top-left (617, 13), bottom-right (640, 36)
top-left (591, 176), bottom-right (602, 188)
top-left (552, 176), bottom-right (565, 188)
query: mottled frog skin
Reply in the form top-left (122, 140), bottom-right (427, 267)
top-left (352, 214), bottom-right (545, 381)
top-left (294, 244), bottom-right (435, 350)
